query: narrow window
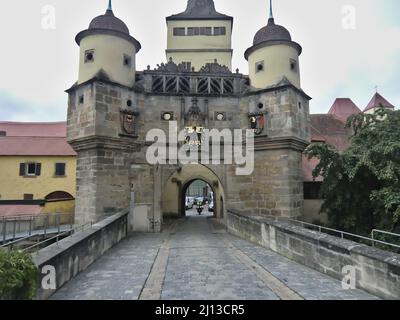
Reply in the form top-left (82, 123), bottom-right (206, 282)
top-left (200, 27), bottom-right (212, 36)
top-left (84, 49), bottom-right (95, 63)
top-left (187, 27), bottom-right (200, 36)
top-left (290, 59), bottom-right (297, 72)
top-left (214, 27), bottom-right (226, 36)
top-left (26, 163), bottom-right (37, 176)
top-left (79, 95), bottom-right (84, 104)
top-left (173, 27), bottom-right (185, 36)
top-left (182, 62), bottom-right (191, 71)
top-left (55, 163), bottom-right (66, 177)
top-left (123, 54), bottom-right (132, 68)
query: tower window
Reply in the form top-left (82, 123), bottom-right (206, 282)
top-left (123, 54), bottom-right (132, 68)
top-left (200, 27), bottom-right (212, 36)
top-left (79, 95), bottom-right (84, 104)
top-left (290, 59), bottom-right (297, 72)
top-left (127, 99), bottom-right (132, 107)
top-left (214, 27), bottom-right (226, 36)
top-left (173, 27), bottom-right (185, 36)
top-left (84, 50), bottom-right (95, 63)
top-left (187, 27), bottom-right (200, 36)
top-left (181, 62), bottom-right (192, 71)
top-left (258, 103), bottom-right (264, 109)
top-left (256, 61), bottom-right (264, 73)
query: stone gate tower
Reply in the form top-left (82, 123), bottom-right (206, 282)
top-left (67, 0), bottom-right (311, 230)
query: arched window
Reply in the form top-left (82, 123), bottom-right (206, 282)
top-left (45, 191), bottom-right (74, 201)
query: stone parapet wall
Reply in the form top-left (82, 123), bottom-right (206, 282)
top-left (227, 210), bottom-right (400, 300)
top-left (33, 211), bottom-right (128, 300)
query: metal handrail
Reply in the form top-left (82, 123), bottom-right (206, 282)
top-left (25, 221), bottom-right (93, 253)
top-left (289, 218), bottom-right (400, 250)
top-left (1, 213), bottom-right (72, 221)
top-left (0, 225), bottom-right (74, 249)
top-left (371, 229), bottom-right (400, 248)
top-left (1, 213), bottom-right (74, 244)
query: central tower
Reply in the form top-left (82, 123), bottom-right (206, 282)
top-left (166, 0), bottom-right (233, 71)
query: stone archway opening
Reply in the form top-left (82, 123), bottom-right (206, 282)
top-left (182, 179), bottom-right (215, 218)
top-left (161, 164), bottom-right (226, 221)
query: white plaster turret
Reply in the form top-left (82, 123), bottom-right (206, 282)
top-left (75, 0), bottom-right (141, 87)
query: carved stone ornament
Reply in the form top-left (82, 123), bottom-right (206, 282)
top-left (153, 58), bottom-right (192, 73)
top-left (249, 112), bottom-right (266, 136)
top-left (199, 59), bottom-right (232, 74)
top-left (184, 97), bottom-right (205, 126)
top-left (120, 109), bottom-right (140, 136)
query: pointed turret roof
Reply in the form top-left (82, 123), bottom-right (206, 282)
top-left (75, 1), bottom-right (141, 51)
top-left (328, 98), bottom-right (361, 123)
top-left (364, 92), bottom-right (395, 112)
top-left (167, 0), bottom-right (233, 21)
top-left (245, 0), bottom-right (301, 60)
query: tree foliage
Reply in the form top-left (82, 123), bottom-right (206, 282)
top-left (305, 107), bottom-right (400, 236)
top-left (0, 249), bottom-right (38, 300)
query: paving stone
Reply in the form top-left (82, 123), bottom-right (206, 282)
top-left (51, 216), bottom-right (379, 300)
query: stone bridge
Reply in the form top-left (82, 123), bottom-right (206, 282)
top-left (34, 209), bottom-right (400, 300)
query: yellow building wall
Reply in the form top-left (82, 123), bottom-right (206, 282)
top-left (41, 200), bottom-right (75, 221)
top-left (0, 156), bottom-right (76, 201)
top-left (248, 44), bottom-right (300, 89)
top-left (166, 20), bottom-right (232, 70)
top-left (78, 34), bottom-right (137, 87)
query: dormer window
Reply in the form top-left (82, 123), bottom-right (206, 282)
top-left (84, 49), bottom-right (95, 63)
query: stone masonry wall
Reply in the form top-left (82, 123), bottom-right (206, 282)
top-left (227, 210), bottom-right (400, 300)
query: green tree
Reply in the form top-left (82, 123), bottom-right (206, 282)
top-left (305, 107), bottom-right (400, 236)
top-left (0, 250), bottom-right (38, 300)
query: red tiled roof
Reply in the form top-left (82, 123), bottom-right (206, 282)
top-left (0, 122), bottom-right (67, 137)
top-left (364, 92), bottom-right (395, 112)
top-left (328, 98), bottom-right (361, 123)
top-left (0, 137), bottom-right (76, 156)
top-left (303, 114), bottom-right (353, 182)
top-left (0, 205), bottom-right (42, 217)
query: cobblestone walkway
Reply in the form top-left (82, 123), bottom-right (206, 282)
top-left (51, 214), bottom-right (378, 300)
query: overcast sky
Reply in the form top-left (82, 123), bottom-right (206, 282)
top-left (0, 0), bottom-right (399, 121)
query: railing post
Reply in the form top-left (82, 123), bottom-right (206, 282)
top-left (13, 220), bottom-right (16, 242)
top-left (29, 218), bottom-right (32, 237)
top-left (57, 214), bottom-right (61, 234)
top-left (2, 217), bottom-right (6, 243)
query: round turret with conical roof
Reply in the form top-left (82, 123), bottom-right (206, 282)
top-left (245, 1), bottom-right (302, 89)
top-left (75, 0), bottom-right (141, 87)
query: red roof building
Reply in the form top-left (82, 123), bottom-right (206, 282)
top-left (364, 92), bottom-right (396, 113)
top-left (327, 98), bottom-right (361, 123)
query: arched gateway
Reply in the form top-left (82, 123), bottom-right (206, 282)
top-left (162, 164), bottom-right (225, 219)
top-left (66, 0), bottom-right (311, 232)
